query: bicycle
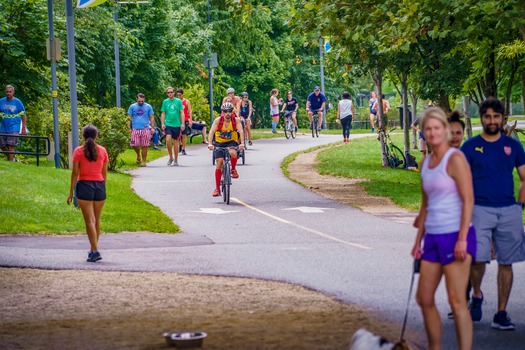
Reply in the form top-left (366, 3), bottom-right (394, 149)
top-left (379, 126), bottom-right (406, 169)
top-left (214, 146), bottom-right (238, 205)
top-left (282, 111), bottom-right (296, 139)
top-left (310, 109), bottom-right (321, 138)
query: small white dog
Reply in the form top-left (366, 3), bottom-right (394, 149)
top-left (349, 328), bottom-right (410, 350)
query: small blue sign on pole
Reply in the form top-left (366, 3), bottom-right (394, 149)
top-left (324, 41), bottom-right (331, 52)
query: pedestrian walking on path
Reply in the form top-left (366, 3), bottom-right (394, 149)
top-left (412, 107), bottom-right (475, 350)
top-left (461, 97), bottom-right (525, 331)
top-left (67, 124), bottom-right (109, 263)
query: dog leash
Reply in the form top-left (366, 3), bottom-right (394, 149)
top-left (400, 259), bottom-right (420, 342)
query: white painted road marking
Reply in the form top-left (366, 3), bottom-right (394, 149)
top-left (194, 208), bottom-right (239, 214)
top-left (232, 197), bottom-right (371, 250)
top-left (283, 206), bottom-right (331, 213)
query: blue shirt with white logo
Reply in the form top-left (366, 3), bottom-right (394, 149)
top-left (0, 97), bottom-right (25, 133)
top-left (127, 102), bottom-right (154, 129)
top-left (461, 134), bottom-right (525, 207)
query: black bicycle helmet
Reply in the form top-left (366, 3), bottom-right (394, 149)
top-left (241, 92), bottom-right (248, 97)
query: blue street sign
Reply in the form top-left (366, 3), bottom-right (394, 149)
top-left (324, 41), bottom-right (331, 52)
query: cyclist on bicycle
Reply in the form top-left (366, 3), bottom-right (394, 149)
top-left (239, 92), bottom-right (253, 146)
top-left (281, 90), bottom-right (298, 132)
top-left (306, 86), bottom-right (326, 131)
top-left (208, 102), bottom-right (245, 197)
top-left (222, 87), bottom-right (241, 116)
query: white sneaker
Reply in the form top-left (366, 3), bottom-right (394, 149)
top-left (167, 158), bottom-right (173, 166)
top-left (172, 160), bottom-right (178, 166)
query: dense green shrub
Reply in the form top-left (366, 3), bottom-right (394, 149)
top-left (42, 107), bottom-right (128, 170)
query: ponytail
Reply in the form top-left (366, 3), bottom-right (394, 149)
top-left (82, 124), bottom-right (99, 162)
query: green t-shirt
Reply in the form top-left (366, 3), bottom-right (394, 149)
top-left (161, 98), bottom-right (183, 127)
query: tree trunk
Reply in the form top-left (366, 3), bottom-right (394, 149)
top-left (484, 49), bottom-right (497, 98)
top-left (437, 90), bottom-right (451, 112)
top-left (370, 68), bottom-right (388, 167)
top-left (401, 76), bottom-right (410, 156)
top-left (505, 60), bottom-right (518, 116)
top-left (410, 89), bottom-right (418, 150)
top-left (521, 72), bottom-right (525, 114)
top-left (463, 96), bottom-right (473, 139)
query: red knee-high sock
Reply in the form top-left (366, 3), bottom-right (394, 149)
top-left (231, 157), bottom-right (238, 170)
top-left (215, 169), bottom-right (222, 190)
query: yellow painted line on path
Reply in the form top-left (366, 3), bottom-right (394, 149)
top-left (231, 197), bottom-right (371, 250)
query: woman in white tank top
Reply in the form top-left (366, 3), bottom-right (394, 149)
top-left (411, 107), bottom-right (475, 350)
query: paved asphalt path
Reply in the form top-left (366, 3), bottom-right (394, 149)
top-left (2, 132), bottom-right (525, 349)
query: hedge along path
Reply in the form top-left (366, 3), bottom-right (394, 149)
top-left (287, 147), bottom-right (417, 225)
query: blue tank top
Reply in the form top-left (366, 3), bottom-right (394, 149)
top-left (240, 100), bottom-right (250, 117)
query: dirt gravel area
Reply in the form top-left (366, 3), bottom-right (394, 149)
top-left (1, 145), bottom-right (417, 349)
top-left (0, 268), bottom-right (403, 349)
top-left (287, 147), bottom-right (417, 224)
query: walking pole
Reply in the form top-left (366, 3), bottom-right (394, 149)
top-left (400, 259), bottom-right (420, 342)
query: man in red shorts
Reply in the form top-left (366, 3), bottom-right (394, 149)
top-left (127, 93), bottom-right (155, 167)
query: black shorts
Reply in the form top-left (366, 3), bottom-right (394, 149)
top-left (76, 180), bottom-right (106, 201)
top-left (165, 126), bottom-right (181, 140)
top-left (213, 141), bottom-right (238, 159)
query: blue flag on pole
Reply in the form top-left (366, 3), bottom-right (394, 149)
top-left (77, 0), bottom-right (109, 8)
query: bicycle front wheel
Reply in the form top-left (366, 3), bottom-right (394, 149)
top-left (291, 123), bottom-right (296, 139)
top-left (388, 144), bottom-right (406, 169)
top-left (223, 165), bottom-right (231, 204)
top-left (311, 120), bottom-right (315, 138)
top-left (284, 119), bottom-right (291, 139)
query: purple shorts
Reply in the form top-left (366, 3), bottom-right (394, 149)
top-left (421, 226), bottom-right (477, 266)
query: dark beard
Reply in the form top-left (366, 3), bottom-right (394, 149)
top-left (483, 124), bottom-right (500, 135)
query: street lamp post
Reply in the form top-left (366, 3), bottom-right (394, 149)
top-left (47, 0), bottom-right (61, 168)
top-left (113, 1), bottom-right (150, 108)
top-left (113, 5), bottom-right (121, 108)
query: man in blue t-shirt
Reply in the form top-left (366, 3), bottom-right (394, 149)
top-left (305, 86), bottom-right (326, 131)
top-left (127, 93), bottom-right (155, 167)
top-left (461, 97), bottom-right (525, 331)
top-left (0, 85), bottom-right (27, 161)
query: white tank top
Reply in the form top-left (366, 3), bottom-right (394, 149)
top-left (270, 97), bottom-right (279, 115)
top-left (421, 148), bottom-right (462, 234)
top-left (339, 99), bottom-right (353, 118)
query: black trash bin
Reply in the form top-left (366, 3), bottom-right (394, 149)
top-left (397, 105), bottom-right (412, 129)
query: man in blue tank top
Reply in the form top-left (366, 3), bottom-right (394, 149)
top-left (461, 97), bottom-right (525, 331)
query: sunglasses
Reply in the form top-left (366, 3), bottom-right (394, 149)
top-left (223, 109), bottom-right (233, 113)
top-left (167, 91), bottom-right (174, 94)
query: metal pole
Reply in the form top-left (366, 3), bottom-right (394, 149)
top-left (66, 0), bottom-right (79, 150)
top-left (114, 5), bottom-right (121, 108)
top-left (207, 0), bottom-right (213, 126)
top-left (319, 37), bottom-right (326, 128)
top-left (47, 0), bottom-right (61, 168)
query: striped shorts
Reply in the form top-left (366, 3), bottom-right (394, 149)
top-left (130, 129), bottom-right (152, 147)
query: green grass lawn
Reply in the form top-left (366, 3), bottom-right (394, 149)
top-left (0, 159), bottom-right (178, 235)
top-left (301, 134), bottom-right (525, 222)
top-left (315, 135), bottom-right (423, 211)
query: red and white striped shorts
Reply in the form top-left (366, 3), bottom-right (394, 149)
top-left (130, 129), bottom-right (152, 147)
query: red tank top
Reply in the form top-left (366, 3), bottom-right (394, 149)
top-left (182, 99), bottom-right (189, 121)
